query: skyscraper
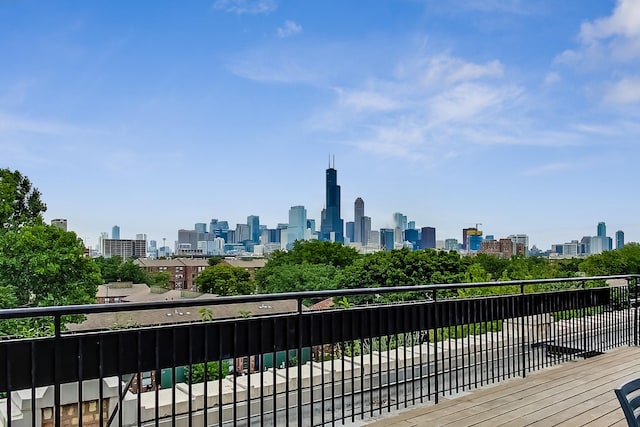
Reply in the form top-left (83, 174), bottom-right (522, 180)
top-left (354, 197), bottom-right (365, 244)
top-left (393, 213), bottom-right (407, 232)
top-left (362, 216), bottom-right (371, 245)
top-left (194, 223), bottom-right (207, 234)
top-left (320, 160), bottom-right (344, 243)
top-left (345, 221), bottom-right (355, 243)
top-left (597, 222), bottom-right (606, 238)
top-left (247, 215), bottom-right (260, 244)
top-left (380, 228), bottom-right (395, 251)
top-left (616, 230), bottom-right (625, 249)
top-left (112, 225), bottom-right (120, 240)
top-left (421, 227), bottom-right (436, 249)
top-left (288, 205), bottom-right (307, 248)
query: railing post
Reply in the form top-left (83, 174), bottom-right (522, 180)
top-left (433, 289), bottom-right (438, 405)
top-left (634, 278), bottom-right (638, 346)
top-left (520, 283), bottom-right (526, 378)
top-left (297, 297), bottom-right (303, 427)
top-left (54, 314), bottom-right (62, 427)
top-left (581, 281), bottom-right (588, 358)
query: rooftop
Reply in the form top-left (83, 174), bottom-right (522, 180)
top-left (368, 346), bottom-right (638, 427)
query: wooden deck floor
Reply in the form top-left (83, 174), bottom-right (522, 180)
top-left (365, 346), bottom-right (640, 427)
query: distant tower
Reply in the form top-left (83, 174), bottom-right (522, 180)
top-left (247, 215), bottom-right (260, 244)
top-left (51, 218), bottom-right (67, 231)
top-left (616, 230), bottom-right (625, 249)
top-left (320, 158), bottom-right (344, 243)
top-left (393, 213), bottom-right (407, 232)
top-left (354, 197), bottom-right (365, 244)
top-left (288, 206), bottom-right (307, 248)
top-left (421, 227), bottom-right (436, 249)
top-left (112, 225), bottom-right (120, 240)
top-left (597, 222), bottom-right (606, 238)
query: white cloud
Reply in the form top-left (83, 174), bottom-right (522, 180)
top-left (212, 0), bottom-right (276, 15)
top-left (579, 0), bottom-right (640, 44)
top-left (311, 52), bottom-right (530, 162)
top-left (277, 20), bottom-right (302, 38)
top-left (555, 0), bottom-right (640, 105)
top-left (603, 76), bottom-right (640, 105)
top-left (543, 72), bottom-right (560, 87)
top-left (337, 88), bottom-right (398, 112)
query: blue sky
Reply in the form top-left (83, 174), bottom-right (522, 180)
top-left (1, 0), bottom-right (639, 250)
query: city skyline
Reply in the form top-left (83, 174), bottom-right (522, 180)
top-left (2, 1), bottom-right (639, 250)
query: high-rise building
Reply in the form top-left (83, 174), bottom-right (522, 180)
top-left (467, 229), bottom-right (483, 251)
top-left (112, 225), bottom-right (120, 240)
top-left (195, 223), bottom-right (207, 234)
top-left (288, 205), bottom-right (307, 248)
top-left (362, 216), bottom-right (371, 245)
top-left (616, 230), bottom-right (625, 249)
top-left (421, 227), bottom-right (436, 249)
top-left (354, 197), bottom-right (365, 244)
top-left (591, 236), bottom-right (607, 254)
top-left (380, 228), bottom-right (395, 251)
top-left (247, 215), bottom-right (260, 244)
top-left (235, 224), bottom-right (250, 242)
top-left (404, 228), bottom-right (420, 249)
top-left (51, 218), bottom-right (67, 231)
top-left (306, 219), bottom-right (316, 233)
top-left (597, 222), bottom-right (606, 238)
top-left (445, 239), bottom-right (459, 251)
top-left (345, 221), bottom-right (355, 243)
top-left (101, 238), bottom-right (146, 259)
top-left (462, 228), bottom-right (476, 250)
top-left (136, 233), bottom-right (147, 242)
top-left (508, 234), bottom-right (529, 255)
top-left (393, 213), bottom-right (407, 232)
top-left (320, 161), bottom-right (344, 243)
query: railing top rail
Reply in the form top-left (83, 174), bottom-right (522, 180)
top-left (0, 274), bottom-right (637, 320)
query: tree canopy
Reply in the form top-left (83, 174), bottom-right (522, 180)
top-left (94, 256), bottom-right (149, 284)
top-left (0, 169), bottom-right (102, 336)
top-left (0, 168), bottom-right (46, 231)
top-left (195, 264), bottom-right (254, 296)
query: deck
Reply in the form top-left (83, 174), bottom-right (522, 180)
top-left (366, 346), bottom-right (639, 427)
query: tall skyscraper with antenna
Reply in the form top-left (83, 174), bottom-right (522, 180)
top-left (320, 156), bottom-right (344, 243)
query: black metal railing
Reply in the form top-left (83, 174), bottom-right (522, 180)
top-left (0, 275), bottom-right (638, 426)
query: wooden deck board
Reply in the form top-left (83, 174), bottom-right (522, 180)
top-left (366, 346), bottom-right (640, 427)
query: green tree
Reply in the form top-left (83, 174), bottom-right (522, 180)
top-left (207, 256), bottom-right (224, 266)
top-left (580, 250), bottom-right (628, 276)
top-left (149, 271), bottom-right (172, 289)
top-left (195, 264), bottom-right (254, 296)
top-left (0, 169), bottom-right (46, 231)
top-left (258, 263), bottom-right (337, 294)
top-left (93, 256), bottom-right (124, 282)
top-left (0, 224), bottom-right (101, 308)
top-left (0, 170), bottom-right (102, 336)
top-left (118, 259), bottom-right (149, 283)
top-left (93, 256), bottom-right (148, 283)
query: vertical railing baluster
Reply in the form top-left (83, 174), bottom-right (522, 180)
top-left (297, 298), bottom-right (303, 427)
top-left (54, 314), bottom-right (61, 427)
top-left (78, 338), bottom-right (83, 427)
top-left (433, 290), bottom-right (438, 405)
top-left (520, 284), bottom-right (526, 378)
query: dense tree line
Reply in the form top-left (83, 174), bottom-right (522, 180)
top-left (0, 169), bottom-right (102, 336)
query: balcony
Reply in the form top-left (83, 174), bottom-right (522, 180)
top-left (0, 275), bottom-right (638, 426)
